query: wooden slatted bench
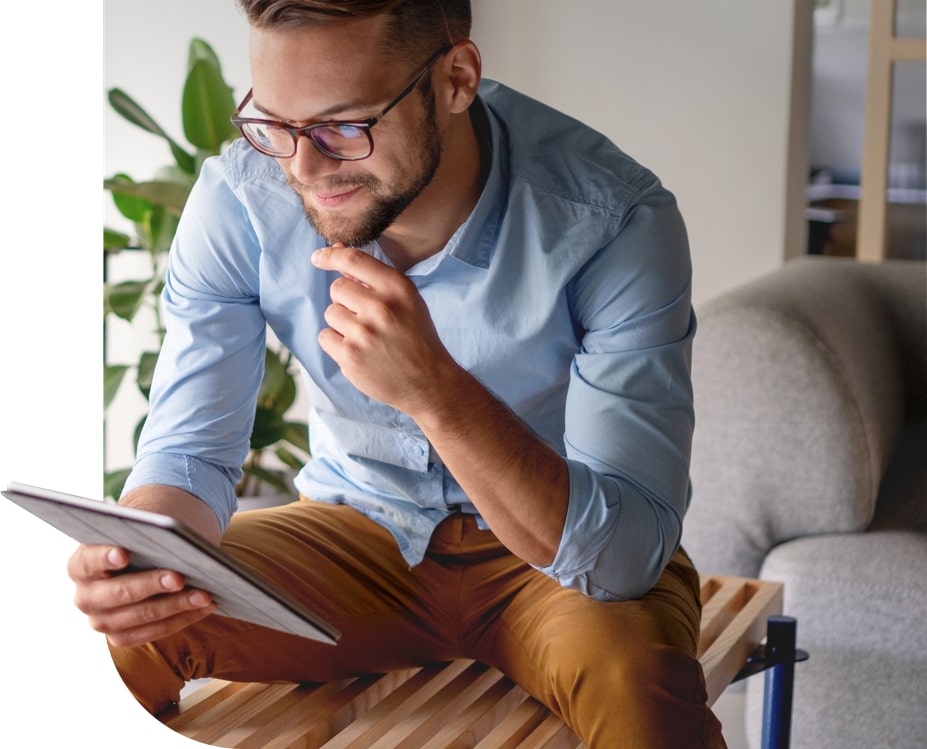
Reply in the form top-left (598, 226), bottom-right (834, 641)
top-left (160, 575), bottom-right (784, 748)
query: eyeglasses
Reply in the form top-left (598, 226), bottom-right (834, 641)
top-left (231, 45), bottom-right (451, 161)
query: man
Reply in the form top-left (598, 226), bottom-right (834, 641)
top-left (72, 1), bottom-right (725, 745)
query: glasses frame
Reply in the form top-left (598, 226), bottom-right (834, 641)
top-left (231, 44), bottom-right (452, 161)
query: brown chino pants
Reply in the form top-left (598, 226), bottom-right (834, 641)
top-left (109, 499), bottom-right (726, 748)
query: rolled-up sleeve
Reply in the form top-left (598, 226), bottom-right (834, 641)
top-left (536, 184), bottom-right (695, 601)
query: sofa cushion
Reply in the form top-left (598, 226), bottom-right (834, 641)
top-left (745, 531), bottom-right (927, 749)
top-left (685, 257), bottom-right (909, 576)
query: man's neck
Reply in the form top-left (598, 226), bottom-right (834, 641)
top-left (378, 105), bottom-right (490, 273)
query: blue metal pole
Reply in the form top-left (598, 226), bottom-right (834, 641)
top-left (761, 616), bottom-right (797, 749)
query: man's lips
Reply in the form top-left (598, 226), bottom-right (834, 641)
top-left (311, 185), bottom-right (363, 207)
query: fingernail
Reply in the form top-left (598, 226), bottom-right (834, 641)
top-left (188, 591), bottom-right (211, 608)
top-left (311, 249), bottom-right (322, 265)
top-left (107, 548), bottom-right (124, 566)
top-left (160, 573), bottom-right (182, 591)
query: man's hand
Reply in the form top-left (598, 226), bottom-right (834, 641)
top-left (67, 484), bottom-right (221, 648)
top-left (68, 545), bottom-right (216, 648)
top-left (311, 244), bottom-right (460, 415)
top-left (312, 244), bottom-right (569, 567)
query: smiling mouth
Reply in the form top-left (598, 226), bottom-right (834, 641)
top-left (311, 185), bottom-right (364, 207)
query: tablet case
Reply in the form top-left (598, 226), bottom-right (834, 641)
top-left (3, 482), bottom-right (339, 644)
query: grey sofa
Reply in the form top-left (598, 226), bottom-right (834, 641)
top-left (682, 255), bottom-right (927, 749)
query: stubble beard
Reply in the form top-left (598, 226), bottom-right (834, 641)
top-left (288, 89), bottom-right (443, 248)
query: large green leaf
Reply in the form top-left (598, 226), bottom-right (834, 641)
top-left (282, 421), bottom-right (310, 454)
top-left (240, 462), bottom-right (290, 495)
top-left (145, 204), bottom-right (181, 256)
top-left (104, 177), bottom-right (190, 216)
top-left (105, 280), bottom-right (148, 321)
top-left (106, 174), bottom-right (152, 223)
top-left (258, 348), bottom-right (290, 407)
top-left (108, 88), bottom-right (196, 174)
top-left (104, 227), bottom-right (132, 252)
top-left (104, 468), bottom-right (133, 502)
top-left (274, 445), bottom-right (307, 471)
top-left (182, 59), bottom-right (238, 152)
top-left (188, 38), bottom-right (224, 76)
top-left (104, 364), bottom-right (130, 410)
top-left (250, 406), bottom-right (288, 450)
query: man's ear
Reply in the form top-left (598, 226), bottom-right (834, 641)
top-left (442, 40), bottom-right (482, 114)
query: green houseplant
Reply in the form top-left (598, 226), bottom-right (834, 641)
top-left (103, 38), bottom-right (309, 501)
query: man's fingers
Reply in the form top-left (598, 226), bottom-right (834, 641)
top-left (67, 544), bottom-right (129, 582)
top-left (89, 587), bottom-right (212, 633)
top-left (328, 274), bottom-right (375, 310)
top-left (104, 600), bottom-right (217, 649)
top-left (312, 244), bottom-right (390, 288)
top-left (73, 567), bottom-right (185, 614)
top-left (67, 539), bottom-right (217, 647)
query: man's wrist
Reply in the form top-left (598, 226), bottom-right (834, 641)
top-left (121, 484), bottom-right (222, 545)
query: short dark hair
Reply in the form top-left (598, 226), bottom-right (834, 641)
top-left (236, 0), bottom-right (471, 64)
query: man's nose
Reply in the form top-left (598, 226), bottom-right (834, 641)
top-left (287, 134), bottom-right (340, 185)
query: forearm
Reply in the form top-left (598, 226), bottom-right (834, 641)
top-left (120, 484), bottom-right (222, 545)
top-left (412, 364), bottom-right (569, 567)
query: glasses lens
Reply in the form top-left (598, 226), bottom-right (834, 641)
top-left (240, 121), bottom-right (295, 157)
top-left (310, 124), bottom-right (372, 160)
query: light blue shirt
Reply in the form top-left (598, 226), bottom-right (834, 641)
top-left (124, 80), bottom-right (695, 602)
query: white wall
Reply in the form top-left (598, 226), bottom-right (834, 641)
top-left (472, 0), bottom-right (814, 296)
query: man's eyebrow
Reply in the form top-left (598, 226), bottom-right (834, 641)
top-left (252, 95), bottom-right (378, 123)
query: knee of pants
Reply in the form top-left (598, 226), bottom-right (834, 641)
top-left (548, 629), bottom-right (707, 710)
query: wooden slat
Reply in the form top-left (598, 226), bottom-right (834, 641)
top-left (473, 699), bottom-right (551, 749)
top-left (362, 662), bottom-right (506, 749)
top-left (319, 659), bottom-right (475, 749)
top-left (162, 575), bottom-right (784, 747)
top-left (698, 577), bottom-right (783, 705)
top-left (243, 670), bottom-right (418, 749)
top-left (417, 676), bottom-right (530, 749)
top-left (515, 714), bottom-right (583, 749)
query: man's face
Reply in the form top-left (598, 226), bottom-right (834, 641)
top-left (249, 18), bottom-right (445, 247)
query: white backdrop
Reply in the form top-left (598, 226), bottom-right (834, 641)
top-left (0, 1), bottom-right (175, 747)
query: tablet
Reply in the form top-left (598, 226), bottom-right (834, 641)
top-left (2, 482), bottom-right (340, 645)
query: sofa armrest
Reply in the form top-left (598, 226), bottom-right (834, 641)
top-left (682, 256), bottom-right (906, 577)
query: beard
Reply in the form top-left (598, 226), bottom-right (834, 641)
top-left (287, 88), bottom-right (443, 248)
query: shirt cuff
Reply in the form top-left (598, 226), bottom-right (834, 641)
top-left (121, 452), bottom-right (239, 531)
top-left (534, 459), bottom-right (675, 601)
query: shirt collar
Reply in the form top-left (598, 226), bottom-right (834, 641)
top-left (441, 90), bottom-right (510, 270)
